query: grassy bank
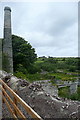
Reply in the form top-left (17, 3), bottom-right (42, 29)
top-left (58, 86), bottom-right (80, 101)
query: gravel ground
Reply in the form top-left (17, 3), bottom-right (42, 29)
top-left (0, 71), bottom-right (80, 119)
top-left (17, 83), bottom-right (80, 119)
top-left (2, 81), bottom-right (80, 119)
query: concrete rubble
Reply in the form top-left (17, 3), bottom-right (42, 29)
top-left (0, 70), bottom-right (80, 119)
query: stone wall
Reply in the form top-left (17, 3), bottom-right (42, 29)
top-left (3, 7), bottom-right (13, 74)
top-left (70, 82), bottom-right (78, 94)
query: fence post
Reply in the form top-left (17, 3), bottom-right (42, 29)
top-left (2, 84), bottom-right (5, 103)
top-left (13, 96), bottom-right (17, 116)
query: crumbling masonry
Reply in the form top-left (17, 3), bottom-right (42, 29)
top-left (2, 7), bottom-right (13, 73)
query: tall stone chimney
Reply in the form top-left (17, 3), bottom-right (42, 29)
top-left (3, 7), bottom-right (13, 73)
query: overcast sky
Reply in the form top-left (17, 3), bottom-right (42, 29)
top-left (0, 2), bottom-right (78, 57)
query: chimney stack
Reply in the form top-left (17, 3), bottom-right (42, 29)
top-left (3, 7), bottom-right (13, 73)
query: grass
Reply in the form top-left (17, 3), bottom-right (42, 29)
top-left (47, 72), bottom-right (77, 81)
top-left (14, 70), bottom-right (78, 83)
top-left (35, 60), bottom-right (44, 63)
top-left (26, 73), bottom-right (52, 82)
top-left (58, 86), bottom-right (80, 101)
top-left (14, 72), bottom-right (51, 82)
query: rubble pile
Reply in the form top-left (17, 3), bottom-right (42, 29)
top-left (17, 83), bottom-right (80, 119)
top-left (1, 71), bottom-right (80, 119)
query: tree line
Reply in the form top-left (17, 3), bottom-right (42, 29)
top-left (11, 35), bottom-right (79, 75)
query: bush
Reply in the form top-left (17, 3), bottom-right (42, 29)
top-left (27, 73), bottom-right (42, 82)
top-left (28, 64), bottom-right (41, 74)
top-left (15, 64), bottom-right (28, 74)
top-left (69, 93), bottom-right (79, 100)
top-left (14, 71), bottom-right (27, 80)
top-left (69, 66), bottom-right (76, 72)
top-left (58, 87), bottom-right (70, 98)
top-left (58, 86), bottom-right (80, 101)
top-left (41, 63), bottom-right (56, 72)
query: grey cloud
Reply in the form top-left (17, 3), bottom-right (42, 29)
top-left (22, 2), bottom-right (77, 37)
top-left (0, 2), bottom-right (78, 57)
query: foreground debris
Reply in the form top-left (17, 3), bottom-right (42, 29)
top-left (1, 70), bottom-right (80, 119)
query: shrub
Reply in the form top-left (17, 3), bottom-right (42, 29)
top-left (28, 64), bottom-right (41, 74)
top-left (69, 93), bottom-right (79, 100)
top-left (14, 71), bottom-right (27, 80)
top-left (69, 66), bottom-right (76, 72)
top-left (58, 87), bottom-right (70, 98)
top-left (15, 64), bottom-right (28, 74)
top-left (58, 86), bottom-right (80, 101)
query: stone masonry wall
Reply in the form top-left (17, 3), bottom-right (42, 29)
top-left (3, 7), bottom-right (13, 73)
